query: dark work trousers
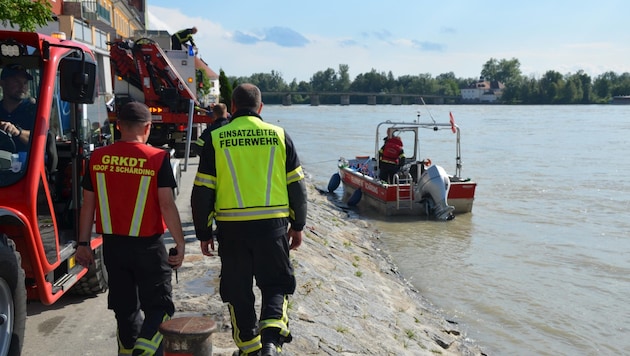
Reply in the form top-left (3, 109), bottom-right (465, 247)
top-left (171, 35), bottom-right (184, 50)
top-left (379, 161), bottom-right (401, 183)
top-left (218, 230), bottom-right (296, 347)
top-left (103, 234), bottom-right (174, 353)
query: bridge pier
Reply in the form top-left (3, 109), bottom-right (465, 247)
top-left (340, 94), bottom-right (350, 106)
top-left (310, 94), bottom-right (320, 106)
top-left (367, 95), bottom-right (376, 105)
top-left (282, 94), bottom-right (292, 106)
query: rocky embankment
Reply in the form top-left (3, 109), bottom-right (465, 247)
top-left (172, 183), bottom-right (486, 355)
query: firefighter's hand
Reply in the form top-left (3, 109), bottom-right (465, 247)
top-left (200, 239), bottom-right (215, 257)
top-left (287, 228), bottom-right (303, 250)
top-left (75, 246), bottom-right (94, 267)
top-left (168, 244), bottom-right (185, 269)
top-left (0, 120), bottom-right (20, 138)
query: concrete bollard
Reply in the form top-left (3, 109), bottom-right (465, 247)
top-left (160, 316), bottom-right (217, 356)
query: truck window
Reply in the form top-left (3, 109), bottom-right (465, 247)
top-left (0, 64), bottom-right (40, 185)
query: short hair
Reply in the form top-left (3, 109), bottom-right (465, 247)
top-left (232, 84), bottom-right (261, 111)
top-left (212, 103), bottom-right (227, 117)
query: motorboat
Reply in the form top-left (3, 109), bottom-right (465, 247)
top-left (328, 112), bottom-right (476, 220)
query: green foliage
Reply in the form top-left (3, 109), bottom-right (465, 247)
top-left (0, 0), bottom-right (52, 32)
top-left (220, 57), bottom-right (630, 105)
top-left (218, 69), bottom-right (233, 111)
top-left (196, 69), bottom-right (211, 98)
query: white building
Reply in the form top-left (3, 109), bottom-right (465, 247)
top-left (461, 77), bottom-right (505, 103)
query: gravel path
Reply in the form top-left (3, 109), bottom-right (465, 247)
top-left (171, 183), bottom-right (486, 355)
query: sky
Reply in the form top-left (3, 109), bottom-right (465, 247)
top-left (146, 0), bottom-right (630, 83)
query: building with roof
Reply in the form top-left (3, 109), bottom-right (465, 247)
top-left (461, 77), bottom-right (505, 103)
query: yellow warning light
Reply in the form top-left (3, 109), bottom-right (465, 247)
top-left (187, 77), bottom-right (193, 83)
top-left (51, 32), bottom-right (67, 40)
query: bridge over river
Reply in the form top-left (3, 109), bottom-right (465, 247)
top-left (260, 92), bottom-right (459, 105)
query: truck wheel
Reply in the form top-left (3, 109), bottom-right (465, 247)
top-left (70, 246), bottom-right (108, 295)
top-left (0, 235), bottom-right (26, 356)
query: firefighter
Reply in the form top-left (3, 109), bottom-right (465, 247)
top-left (76, 102), bottom-right (186, 356)
top-left (378, 135), bottom-right (405, 182)
top-left (191, 84), bottom-right (307, 356)
top-left (171, 27), bottom-right (197, 50)
top-left (195, 102), bottom-right (230, 153)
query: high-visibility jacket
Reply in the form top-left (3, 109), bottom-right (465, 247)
top-left (89, 142), bottom-right (168, 237)
top-left (174, 28), bottom-right (195, 46)
top-left (210, 116), bottom-right (295, 222)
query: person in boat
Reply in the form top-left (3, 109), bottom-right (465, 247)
top-left (378, 135), bottom-right (405, 183)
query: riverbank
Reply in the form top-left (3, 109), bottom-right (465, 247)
top-left (171, 181), bottom-right (485, 355)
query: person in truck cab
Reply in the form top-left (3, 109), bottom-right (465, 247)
top-left (0, 64), bottom-right (58, 176)
top-left (0, 64), bottom-right (36, 152)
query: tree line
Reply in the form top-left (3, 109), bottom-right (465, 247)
top-left (219, 58), bottom-right (630, 105)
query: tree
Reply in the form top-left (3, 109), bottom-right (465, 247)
top-left (218, 69), bottom-right (233, 111)
top-left (350, 69), bottom-right (389, 93)
top-left (247, 71), bottom-right (288, 92)
top-left (196, 69), bottom-right (211, 99)
top-left (593, 71), bottom-right (617, 100)
top-left (0, 0), bottom-right (52, 32)
top-left (310, 68), bottom-right (338, 92)
top-left (481, 58), bottom-right (522, 86)
top-left (336, 64), bottom-right (351, 92)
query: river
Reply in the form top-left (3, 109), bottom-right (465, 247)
top-left (263, 104), bottom-right (630, 356)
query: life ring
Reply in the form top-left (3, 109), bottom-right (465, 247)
top-left (347, 188), bottom-right (362, 206)
top-left (423, 158), bottom-right (432, 167)
top-left (327, 173), bottom-right (341, 192)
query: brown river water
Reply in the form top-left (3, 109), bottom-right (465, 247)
top-left (265, 104), bottom-right (630, 356)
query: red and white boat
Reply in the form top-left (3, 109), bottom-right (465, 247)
top-left (328, 113), bottom-right (476, 220)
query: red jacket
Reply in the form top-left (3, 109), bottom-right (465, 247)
top-left (380, 136), bottom-right (404, 165)
top-left (89, 142), bottom-right (168, 237)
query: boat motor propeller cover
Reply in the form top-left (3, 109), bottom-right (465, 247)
top-left (417, 165), bottom-right (454, 220)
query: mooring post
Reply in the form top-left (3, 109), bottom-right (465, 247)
top-left (160, 316), bottom-right (217, 356)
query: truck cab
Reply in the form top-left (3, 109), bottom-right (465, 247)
top-left (0, 30), bottom-right (108, 355)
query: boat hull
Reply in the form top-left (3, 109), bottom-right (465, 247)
top-left (338, 167), bottom-right (476, 217)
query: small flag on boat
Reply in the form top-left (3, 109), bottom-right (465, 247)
top-left (449, 112), bottom-right (457, 133)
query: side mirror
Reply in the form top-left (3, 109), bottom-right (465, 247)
top-left (59, 56), bottom-right (97, 104)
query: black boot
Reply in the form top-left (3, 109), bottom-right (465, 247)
top-left (260, 342), bottom-right (281, 356)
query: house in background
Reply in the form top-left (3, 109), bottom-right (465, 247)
top-left (461, 76), bottom-right (505, 103)
top-left (195, 57), bottom-right (220, 105)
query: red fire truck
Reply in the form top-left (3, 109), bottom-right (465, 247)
top-left (0, 30), bottom-right (109, 355)
top-left (107, 37), bottom-right (213, 158)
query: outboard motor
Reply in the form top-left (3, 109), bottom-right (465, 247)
top-left (417, 165), bottom-right (454, 220)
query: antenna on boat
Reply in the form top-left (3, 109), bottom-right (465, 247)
top-left (420, 97), bottom-right (436, 124)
